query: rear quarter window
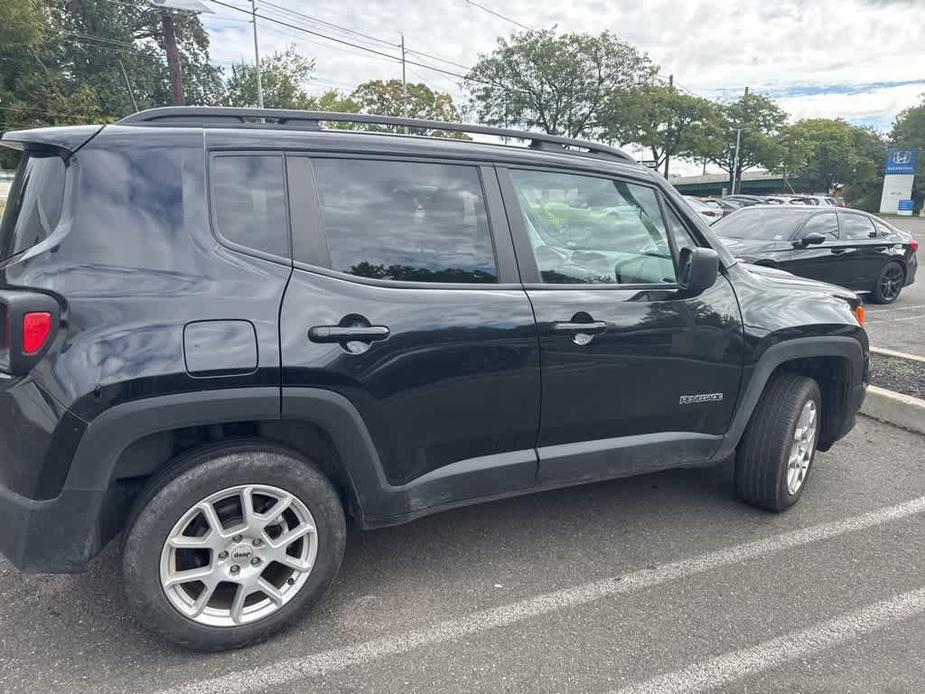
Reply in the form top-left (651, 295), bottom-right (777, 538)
top-left (210, 153), bottom-right (289, 259)
top-left (0, 151), bottom-right (66, 260)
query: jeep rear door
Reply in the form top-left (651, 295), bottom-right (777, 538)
top-left (499, 166), bottom-right (744, 485)
top-left (280, 155), bottom-right (541, 500)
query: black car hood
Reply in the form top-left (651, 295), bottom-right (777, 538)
top-left (718, 236), bottom-right (791, 256)
top-left (741, 262), bottom-right (859, 302)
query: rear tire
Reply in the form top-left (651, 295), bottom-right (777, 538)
top-left (122, 441), bottom-right (346, 651)
top-left (871, 261), bottom-right (905, 304)
top-left (735, 373), bottom-right (821, 512)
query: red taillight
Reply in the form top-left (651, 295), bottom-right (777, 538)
top-left (910, 239), bottom-right (919, 254)
top-left (22, 311), bottom-right (52, 354)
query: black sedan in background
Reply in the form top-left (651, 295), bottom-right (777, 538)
top-left (713, 206), bottom-right (918, 303)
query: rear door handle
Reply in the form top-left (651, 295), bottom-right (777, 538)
top-left (551, 321), bottom-right (607, 334)
top-left (308, 325), bottom-right (390, 343)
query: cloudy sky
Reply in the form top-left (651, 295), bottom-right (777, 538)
top-left (201, 0), bottom-right (924, 174)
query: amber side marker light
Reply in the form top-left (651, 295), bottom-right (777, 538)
top-left (854, 304), bottom-right (866, 327)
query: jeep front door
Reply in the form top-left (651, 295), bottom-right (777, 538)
top-left (499, 167), bottom-right (744, 485)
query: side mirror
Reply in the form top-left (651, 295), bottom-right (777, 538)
top-left (677, 247), bottom-right (719, 296)
top-left (796, 231), bottom-right (827, 247)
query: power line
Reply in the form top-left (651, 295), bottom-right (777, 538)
top-left (208, 0), bottom-right (471, 81)
top-left (253, 9), bottom-right (399, 63)
top-left (463, 0), bottom-right (532, 31)
top-left (251, 2), bottom-right (475, 76)
top-left (405, 47), bottom-right (471, 72)
top-left (207, 0), bottom-right (529, 96)
top-left (673, 80), bottom-right (709, 100)
top-left (257, 0), bottom-right (400, 48)
top-left (61, 29), bottom-right (136, 48)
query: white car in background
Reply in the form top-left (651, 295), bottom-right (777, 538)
top-left (788, 195), bottom-right (844, 207)
top-left (683, 195), bottom-right (723, 224)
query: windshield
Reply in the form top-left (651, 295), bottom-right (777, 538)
top-left (713, 207), bottom-right (813, 241)
top-left (0, 151), bottom-right (66, 261)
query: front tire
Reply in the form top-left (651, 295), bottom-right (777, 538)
top-left (122, 442), bottom-right (346, 651)
top-left (735, 373), bottom-right (821, 512)
top-left (871, 261), bottom-right (905, 304)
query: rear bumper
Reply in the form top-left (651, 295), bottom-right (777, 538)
top-left (0, 485), bottom-right (107, 573)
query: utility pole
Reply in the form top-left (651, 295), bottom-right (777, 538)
top-left (251, 0), bottom-right (264, 109)
top-left (161, 12), bottom-right (185, 105)
top-left (730, 86), bottom-right (749, 194)
top-left (400, 33), bottom-right (408, 133)
top-left (664, 74), bottom-right (674, 178)
top-left (731, 127), bottom-right (742, 194)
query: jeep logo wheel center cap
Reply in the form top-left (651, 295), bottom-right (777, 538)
top-left (231, 545), bottom-right (254, 562)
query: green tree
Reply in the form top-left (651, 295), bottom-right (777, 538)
top-left (1, 0), bottom-right (223, 134)
top-left (224, 45), bottom-right (315, 109)
top-left (307, 88), bottom-right (359, 113)
top-left (609, 83), bottom-right (719, 177)
top-left (768, 124), bottom-right (812, 191)
top-left (0, 0), bottom-right (43, 48)
top-left (841, 125), bottom-right (887, 212)
top-left (890, 96), bottom-right (925, 212)
top-left (785, 118), bottom-right (866, 193)
top-left (349, 79), bottom-right (465, 137)
top-left (702, 92), bottom-right (788, 193)
top-left (464, 29), bottom-right (657, 137)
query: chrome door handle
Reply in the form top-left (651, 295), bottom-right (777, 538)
top-left (551, 321), bottom-right (607, 334)
top-left (308, 325), bottom-right (390, 343)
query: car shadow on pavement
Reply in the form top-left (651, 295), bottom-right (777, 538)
top-left (1, 460), bottom-right (750, 682)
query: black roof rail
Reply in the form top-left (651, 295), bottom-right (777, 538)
top-left (117, 107), bottom-right (636, 163)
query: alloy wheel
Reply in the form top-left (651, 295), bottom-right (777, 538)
top-left (159, 484), bottom-right (317, 627)
top-left (880, 264), bottom-right (904, 301)
top-left (786, 400), bottom-right (817, 495)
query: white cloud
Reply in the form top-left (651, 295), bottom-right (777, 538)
top-left (202, 0), bottom-right (925, 133)
top-left (776, 84), bottom-right (925, 128)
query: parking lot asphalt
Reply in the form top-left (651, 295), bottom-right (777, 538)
top-left (1, 415), bottom-right (923, 694)
top-left (865, 216), bottom-right (925, 357)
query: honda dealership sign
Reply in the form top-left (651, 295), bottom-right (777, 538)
top-left (879, 147), bottom-right (917, 215)
top-left (885, 147), bottom-right (916, 175)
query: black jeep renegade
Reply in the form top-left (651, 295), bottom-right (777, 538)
top-left (0, 108), bottom-right (869, 650)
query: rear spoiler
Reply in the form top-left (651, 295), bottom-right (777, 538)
top-left (1, 125), bottom-right (104, 158)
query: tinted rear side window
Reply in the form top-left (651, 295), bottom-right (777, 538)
top-left (211, 154), bottom-right (289, 258)
top-left (309, 158), bottom-right (497, 283)
top-left (839, 213), bottom-right (876, 240)
top-left (0, 152), bottom-right (66, 260)
top-left (713, 208), bottom-right (811, 241)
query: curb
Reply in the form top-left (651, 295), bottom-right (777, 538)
top-left (860, 385), bottom-right (925, 435)
top-left (870, 346), bottom-right (925, 364)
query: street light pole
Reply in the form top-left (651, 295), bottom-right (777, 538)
top-left (731, 127), bottom-right (742, 194)
top-left (251, 0), bottom-right (264, 109)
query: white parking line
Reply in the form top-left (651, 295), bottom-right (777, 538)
top-left (865, 304), bottom-right (925, 313)
top-left (613, 586), bottom-right (925, 694)
top-left (160, 496), bottom-right (925, 694)
top-left (867, 315), bottom-right (924, 323)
